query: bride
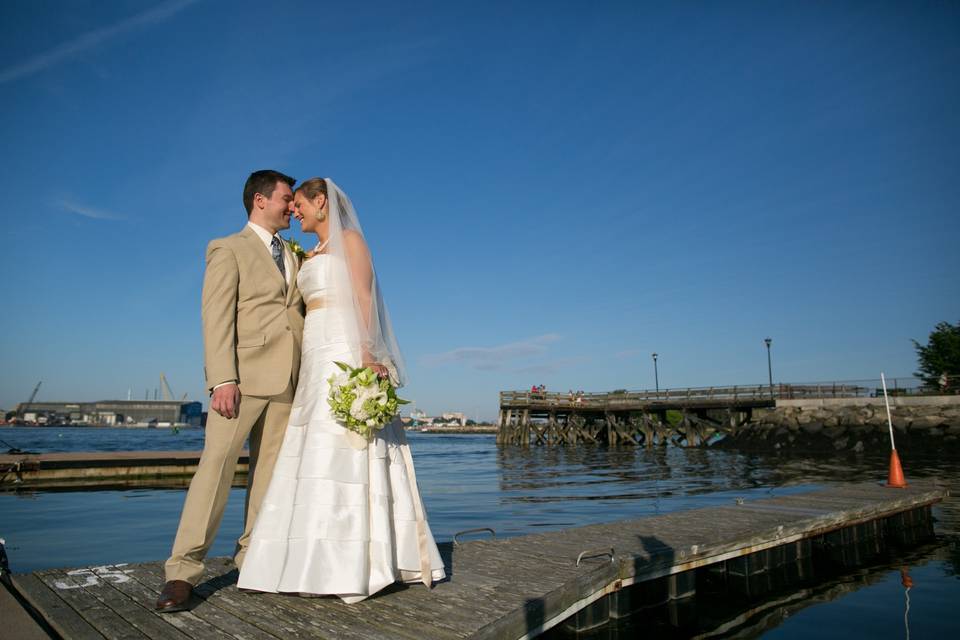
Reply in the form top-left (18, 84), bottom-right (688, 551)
top-left (237, 178), bottom-right (445, 602)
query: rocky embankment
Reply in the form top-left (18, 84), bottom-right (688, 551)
top-left (721, 396), bottom-right (960, 452)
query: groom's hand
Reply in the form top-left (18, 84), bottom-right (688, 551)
top-left (211, 383), bottom-right (241, 419)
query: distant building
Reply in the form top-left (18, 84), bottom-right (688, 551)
top-left (441, 412), bottom-right (467, 426)
top-left (15, 400), bottom-right (203, 427)
top-left (403, 410), bottom-right (474, 429)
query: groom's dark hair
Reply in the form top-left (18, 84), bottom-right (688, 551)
top-left (243, 170), bottom-right (296, 216)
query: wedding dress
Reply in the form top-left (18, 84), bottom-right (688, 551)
top-left (237, 248), bottom-right (445, 602)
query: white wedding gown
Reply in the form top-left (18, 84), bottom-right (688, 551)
top-left (237, 255), bottom-right (445, 602)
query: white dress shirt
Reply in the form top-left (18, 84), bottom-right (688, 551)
top-left (246, 221), bottom-right (293, 288)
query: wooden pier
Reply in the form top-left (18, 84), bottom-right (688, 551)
top-left (0, 451), bottom-right (248, 490)
top-left (6, 481), bottom-right (947, 639)
top-left (497, 384), bottom-right (866, 446)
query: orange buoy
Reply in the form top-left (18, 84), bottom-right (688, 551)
top-left (881, 373), bottom-right (907, 488)
top-left (887, 448), bottom-right (907, 488)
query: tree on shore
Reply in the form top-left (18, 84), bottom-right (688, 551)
top-left (913, 320), bottom-right (960, 390)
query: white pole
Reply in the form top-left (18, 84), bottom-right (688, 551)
top-left (881, 372), bottom-right (896, 450)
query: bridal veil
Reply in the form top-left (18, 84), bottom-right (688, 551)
top-left (321, 178), bottom-right (407, 387)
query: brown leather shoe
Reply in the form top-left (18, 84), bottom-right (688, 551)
top-left (155, 580), bottom-right (194, 613)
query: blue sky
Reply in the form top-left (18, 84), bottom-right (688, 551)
top-left (1, 1), bottom-right (957, 420)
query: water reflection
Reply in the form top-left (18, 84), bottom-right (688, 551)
top-left (546, 538), bottom-right (957, 639)
top-left (494, 445), bottom-right (955, 524)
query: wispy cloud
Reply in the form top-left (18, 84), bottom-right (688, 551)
top-left (59, 200), bottom-right (125, 221)
top-left (515, 357), bottom-right (589, 375)
top-left (423, 334), bottom-right (561, 370)
top-left (0, 0), bottom-right (201, 85)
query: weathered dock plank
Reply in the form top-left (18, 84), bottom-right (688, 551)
top-left (140, 558), bottom-right (420, 640)
top-left (117, 560), bottom-right (279, 640)
top-left (39, 566), bottom-right (193, 640)
top-left (132, 561), bottom-right (323, 640)
top-left (0, 451), bottom-right (249, 490)
top-left (95, 564), bottom-right (241, 640)
top-left (8, 481), bottom-right (947, 640)
top-left (12, 573), bottom-right (105, 640)
top-left (34, 568), bottom-right (151, 639)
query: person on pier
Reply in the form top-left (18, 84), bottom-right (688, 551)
top-left (235, 177), bottom-right (445, 602)
top-left (156, 170), bottom-right (305, 613)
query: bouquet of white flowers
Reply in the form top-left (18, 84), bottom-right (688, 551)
top-left (327, 361), bottom-right (409, 440)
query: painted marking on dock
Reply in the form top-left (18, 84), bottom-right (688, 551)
top-left (53, 564), bottom-right (135, 590)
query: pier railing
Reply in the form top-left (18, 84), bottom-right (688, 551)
top-left (502, 377), bottom-right (931, 408)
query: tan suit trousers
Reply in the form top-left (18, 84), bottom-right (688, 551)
top-left (164, 380), bottom-right (294, 584)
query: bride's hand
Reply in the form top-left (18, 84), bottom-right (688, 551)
top-left (363, 362), bottom-right (389, 379)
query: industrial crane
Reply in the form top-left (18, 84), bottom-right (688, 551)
top-left (159, 374), bottom-right (190, 402)
top-left (20, 381), bottom-right (42, 417)
top-left (160, 374), bottom-right (175, 402)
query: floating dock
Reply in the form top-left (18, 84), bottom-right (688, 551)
top-left (0, 452), bottom-right (248, 490)
top-left (5, 481), bottom-right (947, 639)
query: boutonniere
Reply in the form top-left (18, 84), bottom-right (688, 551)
top-left (285, 237), bottom-right (306, 260)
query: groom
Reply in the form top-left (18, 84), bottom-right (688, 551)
top-left (156, 170), bottom-right (306, 612)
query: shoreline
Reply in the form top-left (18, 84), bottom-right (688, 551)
top-left (0, 424), bottom-right (497, 433)
top-left (407, 425), bottom-right (497, 434)
top-left (0, 423), bottom-right (198, 429)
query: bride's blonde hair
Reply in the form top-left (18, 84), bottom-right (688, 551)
top-left (295, 177), bottom-right (328, 200)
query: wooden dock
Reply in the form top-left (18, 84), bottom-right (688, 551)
top-left (497, 384), bottom-right (866, 446)
top-left (6, 481), bottom-right (947, 639)
top-left (0, 451), bottom-right (248, 490)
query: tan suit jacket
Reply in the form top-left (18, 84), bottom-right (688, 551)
top-left (165, 225), bottom-right (305, 584)
top-left (202, 226), bottom-right (305, 396)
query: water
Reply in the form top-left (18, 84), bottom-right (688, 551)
top-left (2, 426), bottom-right (958, 637)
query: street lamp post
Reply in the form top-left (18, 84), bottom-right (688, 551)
top-left (652, 353), bottom-right (659, 393)
top-left (764, 338), bottom-right (773, 399)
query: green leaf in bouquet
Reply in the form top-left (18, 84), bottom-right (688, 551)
top-left (356, 368), bottom-right (377, 386)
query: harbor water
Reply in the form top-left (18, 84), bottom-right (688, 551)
top-left (2, 426), bottom-right (958, 637)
